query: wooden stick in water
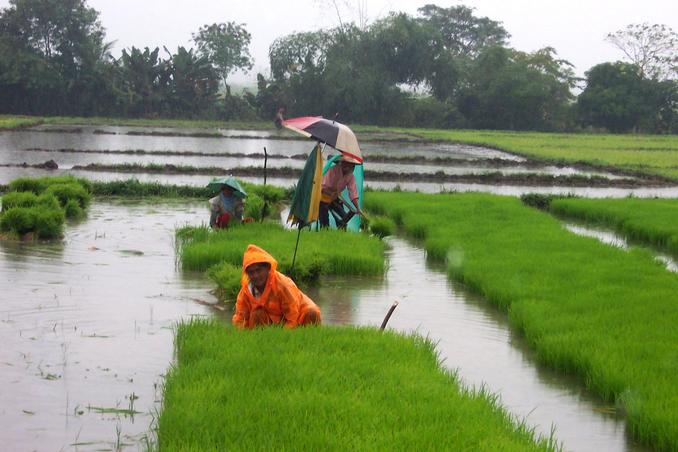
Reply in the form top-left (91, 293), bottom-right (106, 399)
top-left (380, 301), bottom-right (399, 330)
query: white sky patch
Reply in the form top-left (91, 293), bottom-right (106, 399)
top-left (1, 0), bottom-right (676, 84)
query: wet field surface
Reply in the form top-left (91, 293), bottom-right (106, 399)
top-left (0, 202), bottom-right (215, 450)
top-left (4, 126), bottom-right (673, 199)
top-left (0, 126), bottom-right (673, 450)
top-left (0, 202), bottom-right (656, 451)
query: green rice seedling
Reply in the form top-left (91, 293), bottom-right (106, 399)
top-left (90, 180), bottom-right (288, 204)
top-left (1, 192), bottom-right (38, 211)
top-left (44, 183), bottom-right (91, 208)
top-left (549, 197), bottom-right (678, 257)
top-left (1, 192), bottom-right (61, 211)
top-left (365, 191), bottom-right (678, 450)
top-left (0, 207), bottom-right (36, 235)
top-left (243, 193), bottom-right (264, 221)
top-left (9, 175), bottom-right (92, 195)
top-left (206, 262), bottom-right (242, 301)
top-left (158, 319), bottom-right (552, 451)
top-left (177, 223), bottom-right (385, 283)
top-left (34, 209), bottom-right (65, 238)
top-left (369, 215), bottom-right (396, 238)
top-left (389, 128), bottom-right (678, 181)
top-left (64, 199), bottom-right (85, 219)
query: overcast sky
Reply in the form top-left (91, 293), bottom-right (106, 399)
top-left (3, 0), bottom-right (677, 83)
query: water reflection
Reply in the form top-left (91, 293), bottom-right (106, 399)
top-left (0, 201), bottom-right (215, 450)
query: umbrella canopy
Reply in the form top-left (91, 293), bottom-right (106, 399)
top-left (287, 143), bottom-right (324, 227)
top-left (206, 176), bottom-right (247, 199)
top-left (282, 116), bottom-right (363, 164)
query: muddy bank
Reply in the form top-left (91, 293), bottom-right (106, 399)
top-left (61, 162), bottom-right (673, 188)
top-left (19, 147), bottom-right (563, 168)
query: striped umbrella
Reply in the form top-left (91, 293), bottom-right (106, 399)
top-left (282, 116), bottom-right (363, 164)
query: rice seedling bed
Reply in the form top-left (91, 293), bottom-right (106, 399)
top-left (0, 176), bottom-right (91, 239)
top-left (391, 128), bottom-right (678, 181)
top-left (158, 319), bottom-right (553, 451)
top-left (364, 191), bottom-right (678, 451)
top-left (90, 179), bottom-right (288, 203)
top-left (177, 223), bottom-right (386, 300)
top-left (547, 197), bottom-right (678, 257)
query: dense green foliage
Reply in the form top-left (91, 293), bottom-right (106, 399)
top-left (1, 1), bottom-right (673, 131)
top-left (158, 320), bottom-right (552, 451)
top-left (1, 176), bottom-right (90, 238)
top-left (549, 197), bottom-right (678, 256)
top-left (176, 223), bottom-right (385, 299)
top-left (365, 192), bottom-right (678, 451)
top-left (578, 62), bottom-right (677, 133)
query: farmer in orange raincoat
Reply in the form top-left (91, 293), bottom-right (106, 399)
top-left (232, 244), bottom-right (321, 328)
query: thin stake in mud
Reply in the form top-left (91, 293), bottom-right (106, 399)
top-left (380, 301), bottom-right (399, 330)
top-left (260, 147), bottom-right (268, 222)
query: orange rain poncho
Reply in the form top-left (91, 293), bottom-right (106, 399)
top-left (232, 244), bottom-right (321, 329)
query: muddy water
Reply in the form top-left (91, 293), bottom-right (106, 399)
top-left (3, 166), bottom-right (678, 199)
top-left (304, 238), bottom-right (646, 452)
top-left (0, 201), bottom-right (215, 450)
top-left (0, 202), bottom-right (649, 452)
top-left (2, 148), bottom-right (627, 179)
top-left (564, 223), bottom-right (678, 272)
top-left (1, 127), bottom-right (635, 181)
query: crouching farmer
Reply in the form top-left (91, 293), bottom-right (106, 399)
top-left (232, 244), bottom-right (321, 329)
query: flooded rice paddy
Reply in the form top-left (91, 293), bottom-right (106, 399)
top-left (0, 203), bottom-right (649, 451)
top-left (3, 125), bottom-right (677, 198)
top-left (0, 125), bottom-right (671, 450)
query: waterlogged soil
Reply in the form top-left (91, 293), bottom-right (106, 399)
top-left (3, 147), bottom-right (632, 180)
top-left (1, 203), bottom-right (649, 451)
top-left (0, 201), bottom-right (215, 450)
top-left (3, 126), bottom-right (669, 191)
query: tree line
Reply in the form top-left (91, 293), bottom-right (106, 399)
top-left (1, 0), bottom-right (676, 133)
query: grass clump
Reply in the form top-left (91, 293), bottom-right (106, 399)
top-left (365, 191), bottom-right (678, 451)
top-left (158, 319), bottom-right (553, 451)
top-left (548, 197), bottom-right (678, 257)
top-left (0, 207), bottom-right (65, 238)
top-left (1, 176), bottom-right (91, 239)
top-left (177, 222), bottom-right (385, 297)
top-left (44, 183), bottom-right (91, 209)
top-left (368, 215), bottom-right (396, 238)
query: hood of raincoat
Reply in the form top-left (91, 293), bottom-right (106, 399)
top-left (241, 244), bottom-right (278, 289)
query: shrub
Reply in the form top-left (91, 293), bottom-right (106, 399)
top-left (520, 193), bottom-right (554, 210)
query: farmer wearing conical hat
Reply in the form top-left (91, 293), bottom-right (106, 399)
top-left (209, 181), bottom-right (244, 229)
top-left (233, 244), bottom-right (321, 329)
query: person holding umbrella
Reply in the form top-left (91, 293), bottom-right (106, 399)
top-left (319, 155), bottom-right (363, 228)
top-left (207, 176), bottom-right (247, 229)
